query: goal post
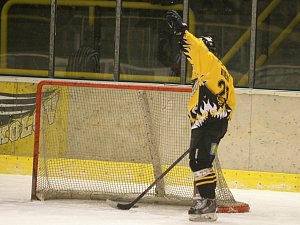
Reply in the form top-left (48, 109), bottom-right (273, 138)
top-left (31, 80), bottom-right (249, 213)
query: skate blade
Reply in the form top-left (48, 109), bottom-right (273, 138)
top-left (189, 213), bottom-right (218, 222)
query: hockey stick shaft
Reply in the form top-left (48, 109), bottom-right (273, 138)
top-left (110, 148), bottom-right (190, 210)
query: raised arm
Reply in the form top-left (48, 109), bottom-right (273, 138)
top-left (166, 10), bottom-right (215, 80)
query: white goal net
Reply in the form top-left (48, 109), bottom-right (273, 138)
top-left (31, 80), bottom-right (249, 213)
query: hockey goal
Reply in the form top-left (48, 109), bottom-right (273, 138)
top-left (31, 80), bottom-right (249, 213)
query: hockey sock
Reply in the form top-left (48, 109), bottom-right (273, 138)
top-left (193, 168), bottom-right (217, 199)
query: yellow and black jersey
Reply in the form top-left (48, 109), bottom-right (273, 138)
top-left (181, 31), bottom-right (236, 129)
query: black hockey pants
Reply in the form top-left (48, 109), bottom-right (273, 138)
top-left (189, 119), bottom-right (228, 199)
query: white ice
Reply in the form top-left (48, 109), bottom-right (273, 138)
top-left (0, 174), bottom-right (299, 225)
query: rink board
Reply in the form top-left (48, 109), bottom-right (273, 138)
top-left (0, 154), bottom-right (299, 192)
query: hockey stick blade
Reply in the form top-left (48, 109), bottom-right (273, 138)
top-left (106, 148), bottom-right (190, 210)
top-left (106, 199), bottom-right (137, 210)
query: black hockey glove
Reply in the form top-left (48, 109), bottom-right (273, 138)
top-left (166, 10), bottom-right (187, 37)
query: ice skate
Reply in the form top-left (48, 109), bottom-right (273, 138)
top-left (188, 198), bottom-right (217, 222)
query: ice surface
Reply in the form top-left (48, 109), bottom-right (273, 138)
top-left (0, 174), bottom-right (299, 225)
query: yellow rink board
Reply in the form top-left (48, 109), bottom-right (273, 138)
top-left (0, 155), bottom-right (299, 192)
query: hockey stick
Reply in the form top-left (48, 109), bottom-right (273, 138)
top-left (106, 148), bottom-right (190, 210)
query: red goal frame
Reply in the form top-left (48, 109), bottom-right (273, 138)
top-left (31, 80), bottom-right (191, 200)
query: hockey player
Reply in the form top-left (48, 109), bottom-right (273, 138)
top-left (166, 10), bottom-right (236, 222)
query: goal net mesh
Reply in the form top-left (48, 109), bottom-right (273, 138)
top-left (32, 80), bottom-right (249, 213)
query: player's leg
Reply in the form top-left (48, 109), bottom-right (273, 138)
top-left (188, 127), bottom-right (217, 221)
top-left (188, 120), bottom-right (228, 222)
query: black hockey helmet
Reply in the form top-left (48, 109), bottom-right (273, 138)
top-left (199, 36), bottom-right (216, 55)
